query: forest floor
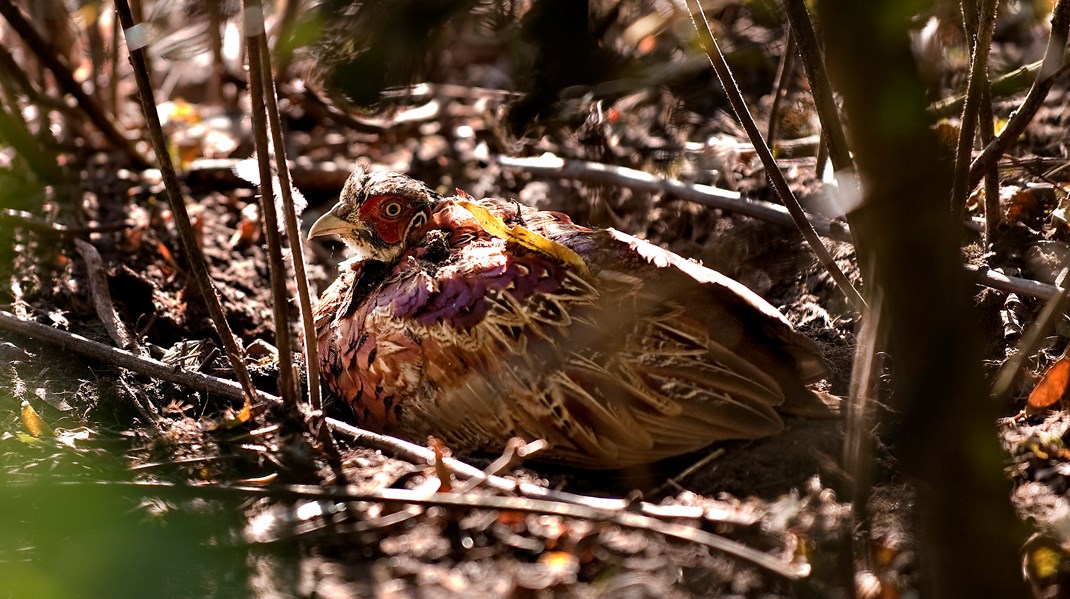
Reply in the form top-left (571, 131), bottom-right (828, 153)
top-left (3, 2), bottom-right (1070, 598)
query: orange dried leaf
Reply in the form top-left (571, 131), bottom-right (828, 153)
top-left (210, 399), bottom-right (252, 431)
top-left (497, 510), bottom-right (525, 526)
top-left (1027, 358), bottom-right (1070, 415)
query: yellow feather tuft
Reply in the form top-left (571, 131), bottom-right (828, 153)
top-left (455, 199), bottom-right (590, 277)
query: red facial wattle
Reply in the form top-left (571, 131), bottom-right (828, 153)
top-left (359, 195), bottom-right (406, 245)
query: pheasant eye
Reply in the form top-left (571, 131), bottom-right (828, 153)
top-left (381, 200), bottom-right (403, 219)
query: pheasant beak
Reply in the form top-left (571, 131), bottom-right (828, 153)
top-left (308, 211), bottom-right (357, 241)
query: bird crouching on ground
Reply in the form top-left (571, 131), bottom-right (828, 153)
top-left (308, 167), bottom-right (829, 468)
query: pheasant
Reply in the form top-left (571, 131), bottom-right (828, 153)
top-left (309, 168), bottom-right (828, 468)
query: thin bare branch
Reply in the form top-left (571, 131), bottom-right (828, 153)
top-left (782, 0), bottom-right (853, 174)
top-left (254, 26), bottom-right (321, 413)
top-left (243, 0), bottom-right (297, 404)
top-left (766, 29), bottom-right (795, 143)
top-left (685, 0), bottom-right (866, 313)
top-left (0, 309), bottom-right (277, 404)
top-left (0, 0), bottom-right (148, 169)
top-left (952, 0), bottom-right (1000, 220)
top-left (115, 0), bottom-right (259, 406)
top-left (968, 0), bottom-right (1070, 189)
top-left (25, 478), bottom-right (809, 580)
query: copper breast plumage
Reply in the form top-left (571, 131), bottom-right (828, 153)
top-left (310, 169), bottom-right (827, 468)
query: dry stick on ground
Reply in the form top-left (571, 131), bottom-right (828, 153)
top-left (0, 0), bottom-right (148, 170)
top-left (36, 478), bottom-right (808, 580)
top-left (0, 310), bottom-right (277, 404)
top-left (497, 154), bottom-right (1064, 300)
top-left (951, 0), bottom-right (1000, 226)
top-left (254, 28), bottom-right (321, 414)
top-left (685, 0), bottom-right (866, 314)
top-left (928, 57), bottom-right (1046, 118)
top-left (990, 268), bottom-right (1070, 403)
top-left (326, 418), bottom-right (764, 524)
top-left (242, 0), bottom-right (297, 404)
top-left (497, 154), bottom-right (854, 242)
top-left (115, 0), bottom-right (259, 406)
top-left (72, 238), bottom-right (142, 354)
top-left (1, 209), bottom-right (132, 237)
top-left (969, 0), bottom-right (1070, 190)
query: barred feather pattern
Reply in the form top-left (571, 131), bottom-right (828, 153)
top-left (313, 177), bottom-right (826, 468)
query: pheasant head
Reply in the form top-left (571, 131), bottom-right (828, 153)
top-left (308, 168), bottom-right (440, 262)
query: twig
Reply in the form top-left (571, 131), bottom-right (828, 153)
top-left (766, 29), bottom-right (795, 143)
top-left (0, 0), bottom-right (148, 169)
top-left (782, 0), bottom-right (866, 276)
top-left (965, 264), bottom-right (1060, 300)
top-left (451, 438), bottom-right (547, 495)
top-left (325, 418), bottom-right (756, 525)
top-left (968, 0), bottom-right (1070, 190)
top-left (990, 268), bottom-right (1070, 402)
top-left (72, 238), bottom-right (140, 353)
top-left (498, 153), bottom-right (1064, 301)
top-left (35, 478), bottom-right (808, 579)
top-left (650, 447), bottom-right (726, 497)
top-left (243, 0), bottom-right (297, 405)
top-left (497, 153), bottom-right (853, 242)
top-left (951, 0), bottom-right (1000, 221)
top-left (979, 84), bottom-right (1000, 246)
top-left (928, 58), bottom-right (1055, 119)
top-left (115, 0), bottom-right (259, 406)
top-left (1, 209), bottom-right (131, 236)
top-left (684, 0), bottom-right (866, 314)
top-left (782, 0), bottom-right (853, 174)
top-left (0, 310), bottom-right (277, 404)
top-left (254, 23), bottom-right (321, 413)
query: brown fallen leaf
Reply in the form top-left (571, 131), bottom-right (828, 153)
top-left (1027, 357), bottom-right (1070, 416)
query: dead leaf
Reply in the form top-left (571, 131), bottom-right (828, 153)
top-left (1007, 188), bottom-right (1042, 223)
top-left (1027, 357), bottom-right (1070, 415)
top-left (209, 399), bottom-right (252, 431)
top-left (21, 400), bottom-right (53, 437)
